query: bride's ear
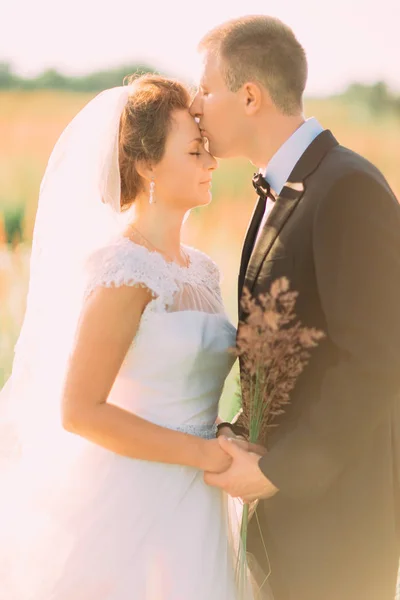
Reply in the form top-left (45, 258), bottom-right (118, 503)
top-left (135, 160), bottom-right (155, 184)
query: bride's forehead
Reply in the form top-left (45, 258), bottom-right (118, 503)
top-left (169, 110), bottom-right (200, 138)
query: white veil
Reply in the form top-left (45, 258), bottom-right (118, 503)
top-left (0, 84), bottom-right (132, 470)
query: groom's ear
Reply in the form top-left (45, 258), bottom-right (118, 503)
top-left (241, 82), bottom-right (270, 116)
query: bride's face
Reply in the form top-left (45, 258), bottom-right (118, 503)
top-left (152, 109), bottom-right (217, 210)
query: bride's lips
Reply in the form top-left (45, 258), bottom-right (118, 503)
top-left (200, 179), bottom-right (212, 187)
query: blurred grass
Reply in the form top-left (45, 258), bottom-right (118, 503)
top-left (0, 90), bottom-right (399, 417)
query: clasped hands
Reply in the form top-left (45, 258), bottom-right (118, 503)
top-left (203, 430), bottom-right (279, 503)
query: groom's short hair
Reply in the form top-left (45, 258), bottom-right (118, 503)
top-left (199, 16), bottom-right (308, 115)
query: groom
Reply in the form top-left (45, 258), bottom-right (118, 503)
top-left (191, 15), bottom-right (400, 600)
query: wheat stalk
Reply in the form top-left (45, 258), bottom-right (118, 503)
top-left (231, 278), bottom-right (325, 598)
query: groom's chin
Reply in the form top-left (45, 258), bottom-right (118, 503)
top-left (208, 140), bottom-right (239, 160)
top-left (207, 142), bottom-right (230, 160)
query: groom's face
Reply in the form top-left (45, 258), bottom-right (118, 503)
top-left (190, 52), bottom-right (245, 159)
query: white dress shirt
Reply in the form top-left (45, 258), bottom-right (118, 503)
top-left (254, 117), bottom-right (324, 247)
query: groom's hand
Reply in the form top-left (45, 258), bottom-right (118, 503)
top-left (231, 438), bottom-right (269, 457)
top-left (216, 425), bottom-right (242, 439)
top-left (216, 426), bottom-right (266, 456)
top-left (204, 436), bottom-right (278, 502)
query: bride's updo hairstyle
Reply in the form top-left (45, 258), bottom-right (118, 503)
top-left (119, 74), bottom-right (191, 209)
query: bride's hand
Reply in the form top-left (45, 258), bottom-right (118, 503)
top-left (201, 439), bottom-right (233, 473)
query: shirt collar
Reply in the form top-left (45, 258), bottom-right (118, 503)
top-left (264, 117), bottom-right (324, 196)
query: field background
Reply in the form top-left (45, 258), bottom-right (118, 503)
top-left (1, 89), bottom-right (399, 416)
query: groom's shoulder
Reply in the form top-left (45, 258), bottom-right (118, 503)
top-left (307, 140), bottom-right (395, 203)
top-left (318, 142), bottom-right (390, 190)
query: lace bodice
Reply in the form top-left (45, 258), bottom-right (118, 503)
top-left (84, 237), bottom-right (224, 318)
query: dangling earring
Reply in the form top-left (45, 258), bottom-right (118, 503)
top-left (149, 178), bottom-right (155, 204)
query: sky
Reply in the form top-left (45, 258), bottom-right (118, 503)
top-left (2, 0), bottom-right (400, 96)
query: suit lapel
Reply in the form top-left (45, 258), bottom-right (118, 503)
top-left (243, 183), bottom-right (305, 297)
top-left (239, 130), bottom-right (339, 307)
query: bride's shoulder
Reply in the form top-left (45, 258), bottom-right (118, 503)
top-left (83, 237), bottom-right (171, 299)
top-left (184, 245), bottom-right (221, 284)
top-left (86, 236), bottom-right (149, 266)
top-left (85, 237), bottom-right (151, 277)
top-left (184, 245), bottom-right (218, 267)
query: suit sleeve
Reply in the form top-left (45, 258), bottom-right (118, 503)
top-left (258, 173), bottom-right (400, 499)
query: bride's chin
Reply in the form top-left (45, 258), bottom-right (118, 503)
top-left (184, 190), bottom-right (213, 211)
top-left (198, 192), bottom-right (213, 207)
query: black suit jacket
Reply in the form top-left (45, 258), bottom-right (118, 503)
top-left (238, 131), bottom-right (400, 600)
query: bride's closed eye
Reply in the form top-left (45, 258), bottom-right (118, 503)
top-left (189, 143), bottom-right (205, 157)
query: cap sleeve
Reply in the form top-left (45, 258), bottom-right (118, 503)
top-left (83, 239), bottom-right (178, 306)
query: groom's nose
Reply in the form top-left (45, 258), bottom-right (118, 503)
top-left (189, 92), bottom-right (203, 118)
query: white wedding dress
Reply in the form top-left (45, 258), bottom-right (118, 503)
top-left (0, 237), bottom-right (254, 600)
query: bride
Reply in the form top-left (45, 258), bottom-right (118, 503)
top-left (0, 74), bottom-right (254, 599)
